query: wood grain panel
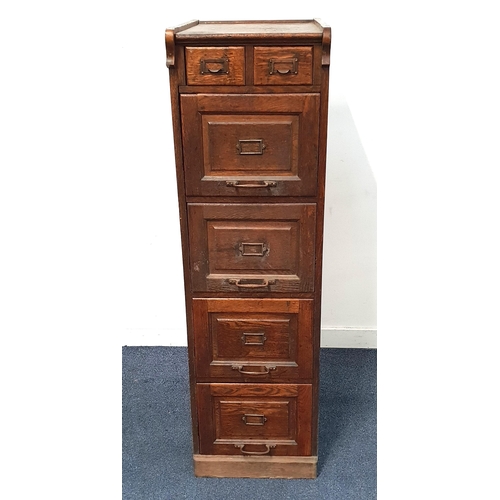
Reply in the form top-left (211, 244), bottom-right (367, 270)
top-left (167, 19), bottom-right (331, 478)
top-left (176, 21), bottom-right (323, 41)
top-left (202, 114), bottom-right (299, 175)
top-left (254, 46), bottom-right (313, 85)
top-left (180, 93), bottom-right (319, 196)
top-left (193, 298), bottom-right (313, 380)
top-left (193, 454), bottom-right (317, 479)
top-left (196, 383), bottom-right (313, 456)
top-left (185, 47), bottom-right (245, 85)
top-left (188, 203), bottom-right (316, 293)
top-left (215, 399), bottom-right (294, 440)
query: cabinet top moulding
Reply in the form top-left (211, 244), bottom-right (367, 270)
top-left (165, 19), bottom-right (331, 68)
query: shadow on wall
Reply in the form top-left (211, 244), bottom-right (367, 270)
top-left (321, 98), bottom-right (377, 329)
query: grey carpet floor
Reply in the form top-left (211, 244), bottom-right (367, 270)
top-left (122, 347), bottom-right (376, 499)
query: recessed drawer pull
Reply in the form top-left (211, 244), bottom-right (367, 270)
top-left (238, 242), bottom-right (269, 257)
top-left (242, 414), bottom-right (267, 426)
top-left (200, 57), bottom-right (229, 74)
top-left (231, 364), bottom-right (276, 375)
top-left (225, 180), bottom-right (277, 188)
top-left (236, 139), bottom-right (266, 155)
top-left (234, 443), bottom-right (276, 455)
top-left (228, 278), bottom-right (276, 289)
top-left (241, 332), bottom-right (267, 345)
top-left (268, 58), bottom-right (298, 75)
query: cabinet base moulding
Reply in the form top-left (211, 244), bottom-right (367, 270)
top-left (193, 454), bottom-right (318, 479)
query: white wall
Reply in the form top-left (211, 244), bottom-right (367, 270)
top-left (114, 6), bottom-right (378, 348)
top-left (120, 91), bottom-right (378, 348)
top-left (321, 96), bottom-right (377, 347)
top-left (14, 2), bottom-right (492, 352)
top-left (2, 4), bottom-right (374, 349)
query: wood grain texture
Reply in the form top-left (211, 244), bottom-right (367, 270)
top-left (165, 29), bottom-right (175, 67)
top-left (187, 203), bottom-right (316, 293)
top-left (167, 44), bottom-right (198, 452)
top-left (180, 93), bottom-right (319, 197)
top-left (254, 46), bottom-right (313, 85)
top-left (179, 85), bottom-right (322, 94)
top-left (166, 19), bottom-right (330, 478)
top-left (165, 20), bottom-right (199, 67)
top-left (310, 54), bottom-right (331, 456)
top-left (193, 454), bottom-right (317, 478)
top-left (176, 21), bottom-right (323, 41)
top-left (185, 47), bottom-right (245, 85)
top-left (320, 23), bottom-right (332, 66)
top-left (196, 383), bottom-right (313, 456)
top-left (192, 298), bottom-right (313, 381)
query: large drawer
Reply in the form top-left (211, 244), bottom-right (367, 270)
top-left (196, 383), bottom-right (313, 456)
top-left (187, 203), bottom-right (316, 293)
top-left (193, 298), bottom-right (313, 380)
top-left (180, 93), bottom-right (320, 197)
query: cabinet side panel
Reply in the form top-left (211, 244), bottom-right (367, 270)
top-left (168, 44), bottom-right (199, 454)
top-left (310, 60), bottom-right (330, 456)
top-left (166, 20), bottom-right (331, 474)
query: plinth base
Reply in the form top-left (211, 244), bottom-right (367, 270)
top-left (193, 454), bottom-right (317, 479)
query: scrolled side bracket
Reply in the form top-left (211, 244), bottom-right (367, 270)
top-left (165, 29), bottom-right (175, 67)
top-left (165, 19), bottom-right (199, 67)
top-left (322, 27), bottom-right (331, 66)
top-left (314, 18), bottom-right (331, 66)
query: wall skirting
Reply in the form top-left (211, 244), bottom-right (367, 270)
top-left (122, 328), bottom-right (187, 347)
top-left (321, 327), bottom-right (377, 348)
top-left (123, 327), bottom-right (377, 349)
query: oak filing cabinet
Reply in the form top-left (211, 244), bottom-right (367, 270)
top-left (165, 20), bottom-right (331, 478)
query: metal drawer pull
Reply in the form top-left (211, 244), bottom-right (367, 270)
top-left (225, 180), bottom-right (277, 188)
top-left (241, 332), bottom-right (267, 345)
top-left (238, 242), bottom-right (269, 257)
top-left (231, 365), bottom-right (276, 375)
top-left (268, 58), bottom-right (298, 75)
top-left (235, 444), bottom-right (276, 455)
top-left (236, 139), bottom-right (266, 155)
top-left (242, 414), bottom-right (267, 426)
top-left (228, 278), bottom-right (276, 289)
top-left (200, 57), bottom-right (229, 74)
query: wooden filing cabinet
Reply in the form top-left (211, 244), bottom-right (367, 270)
top-left (165, 19), bottom-right (331, 479)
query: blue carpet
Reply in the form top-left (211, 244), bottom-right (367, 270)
top-left (122, 347), bottom-right (376, 499)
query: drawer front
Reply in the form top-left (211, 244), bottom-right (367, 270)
top-left (254, 46), bottom-right (313, 85)
top-left (197, 383), bottom-right (313, 456)
top-left (188, 203), bottom-right (316, 293)
top-left (180, 93), bottom-right (319, 196)
top-left (193, 299), bottom-right (313, 380)
top-left (185, 46), bottom-right (245, 85)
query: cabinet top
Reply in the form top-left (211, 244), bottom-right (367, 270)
top-left (172, 20), bottom-right (326, 41)
top-left (165, 20), bottom-right (331, 67)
